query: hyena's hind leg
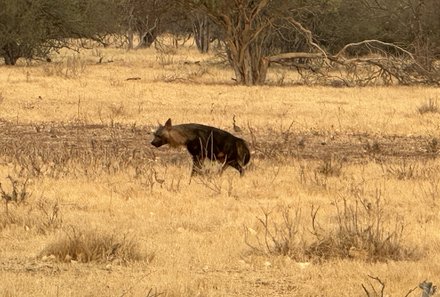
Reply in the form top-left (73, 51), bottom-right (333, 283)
top-left (191, 155), bottom-right (204, 176)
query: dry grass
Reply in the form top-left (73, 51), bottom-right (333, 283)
top-left (40, 226), bottom-right (147, 264)
top-left (0, 39), bottom-right (440, 296)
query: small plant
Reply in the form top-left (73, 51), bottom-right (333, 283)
top-left (361, 277), bottom-right (435, 297)
top-left (244, 204), bottom-right (303, 258)
top-left (426, 137), bottom-right (439, 154)
top-left (417, 98), bottom-right (439, 114)
top-left (35, 197), bottom-right (63, 233)
top-left (108, 102), bottom-right (125, 118)
top-left (316, 155), bottom-right (343, 177)
top-left (418, 176), bottom-right (440, 205)
top-left (156, 52), bottom-right (175, 67)
top-left (0, 175), bottom-right (30, 216)
top-left (40, 226), bottom-right (150, 263)
top-left (364, 140), bottom-right (381, 154)
top-left (308, 189), bottom-right (417, 262)
top-left (380, 159), bottom-right (421, 180)
top-left (42, 55), bottom-right (87, 78)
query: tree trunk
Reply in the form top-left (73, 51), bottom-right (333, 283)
top-left (137, 29), bottom-right (157, 48)
top-left (136, 18), bottom-right (159, 49)
top-left (227, 38), bottom-right (268, 85)
top-left (127, 29), bottom-right (134, 50)
top-left (2, 42), bottom-right (21, 65)
top-left (193, 15), bottom-right (210, 53)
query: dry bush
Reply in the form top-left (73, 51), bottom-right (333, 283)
top-left (316, 155), bottom-right (344, 177)
top-left (379, 159), bottom-right (424, 180)
top-left (33, 196), bottom-right (63, 234)
top-left (41, 55), bottom-right (87, 78)
top-left (134, 160), bottom-right (165, 194)
top-left (153, 66), bottom-right (210, 83)
top-left (244, 204), bottom-right (305, 259)
top-left (417, 98), bottom-right (439, 114)
top-left (361, 276), bottom-right (435, 297)
top-left (0, 175), bottom-right (30, 217)
top-left (155, 52), bottom-right (175, 67)
top-left (244, 190), bottom-right (417, 262)
top-left (0, 177), bottom-right (63, 234)
top-left (40, 226), bottom-right (149, 264)
top-left (247, 123), bottom-right (296, 160)
top-left (308, 190), bottom-right (417, 262)
top-left (298, 158), bottom-right (343, 190)
top-left (107, 103), bottom-right (126, 118)
top-left (0, 124), bottom-right (158, 179)
top-left (193, 170), bottom-right (235, 197)
top-left (426, 138), bottom-right (439, 154)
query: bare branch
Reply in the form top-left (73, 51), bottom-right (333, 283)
top-left (268, 52), bottom-right (323, 62)
top-left (334, 39), bottom-right (415, 60)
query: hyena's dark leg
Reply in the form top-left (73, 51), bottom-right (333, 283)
top-left (225, 160), bottom-right (244, 176)
top-left (191, 155), bottom-right (204, 176)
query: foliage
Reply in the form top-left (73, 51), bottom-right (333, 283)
top-left (0, 0), bottom-right (120, 64)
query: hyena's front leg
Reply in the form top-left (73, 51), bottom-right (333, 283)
top-left (225, 160), bottom-right (245, 176)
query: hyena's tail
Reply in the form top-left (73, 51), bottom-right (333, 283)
top-left (236, 139), bottom-right (251, 166)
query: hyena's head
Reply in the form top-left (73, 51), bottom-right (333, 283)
top-left (150, 118), bottom-right (172, 147)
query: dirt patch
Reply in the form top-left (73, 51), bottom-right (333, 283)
top-left (250, 130), bottom-right (439, 161)
top-left (0, 120), bottom-right (437, 173)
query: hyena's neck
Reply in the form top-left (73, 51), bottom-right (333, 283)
top-left (166, 125), bottom-right (189, 147)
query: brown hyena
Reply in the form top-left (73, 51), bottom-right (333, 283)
top-left (151, 118), bottom-right (251, 176)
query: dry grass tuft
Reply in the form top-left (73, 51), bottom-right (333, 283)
top-left (41, 55), bottom-right (87, 78)
top-left (40, 226), bottom-right (149, 264)
top-left (308, 191), bottom-right (418, 262)
top-left (244, 191), bottom-right (418, 262)
top-left (244, 204), bottom-right (304, 258)
top-left (417, 98), bottom-right (439, 114)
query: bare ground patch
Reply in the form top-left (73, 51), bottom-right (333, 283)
top-left (0, 119), bottom-right (437, 174)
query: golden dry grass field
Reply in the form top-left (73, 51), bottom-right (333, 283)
top-left (0, 41), bottom-right (440, 297)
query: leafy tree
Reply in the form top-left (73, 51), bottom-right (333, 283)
top-left (0, 0), bottom-right (120, 65)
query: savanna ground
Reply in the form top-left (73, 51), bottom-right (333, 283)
top-left (0, 40), bottom-right (440, 296)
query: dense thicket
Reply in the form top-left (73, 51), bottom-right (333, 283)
top-left (0, 0), bottom-right (120, 65)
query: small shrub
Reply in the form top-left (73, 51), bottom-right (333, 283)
top-left (316, 155), bottom-right (343, 177)
top-left (417, 98), bottom-right (439, 114)
top-left (0, 175), bottom-right (30, 216)
top-left (0, 190), bottom-right (63, 234)
top-left (307, 190), bottom-right (417, 262)
top-left (42, 55), bottom-right (87, 78)
top-left (34, 197), bottom-right (63, 234)
top-left (244, 204), bottom-right (304, 258)
top-left (380, 159), bottom-right (421, 180)
top-left (364, 140), bottom-right (381, 154)
top-left (156, 52), bottom-right (175, 67)
top-left (40, 226), bottom-right (150, 263)
top-left (426, 138), bottom-right (439, 154)
top-left (244, 191), bottom-right (418, 262)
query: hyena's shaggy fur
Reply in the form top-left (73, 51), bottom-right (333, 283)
top-left (151, 118), bottom-right (251, 176)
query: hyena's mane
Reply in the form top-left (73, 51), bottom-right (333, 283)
top-left (163, 125), bottom-right (191, 148)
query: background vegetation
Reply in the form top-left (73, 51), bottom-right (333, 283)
top-left (1, 0), bottom-right (439, 85)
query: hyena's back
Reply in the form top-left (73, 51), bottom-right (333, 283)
top-left (178, 123), bottom-right (248, 159)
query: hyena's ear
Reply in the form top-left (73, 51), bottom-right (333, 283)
top-left (164, 118), bottom-right (172, 128)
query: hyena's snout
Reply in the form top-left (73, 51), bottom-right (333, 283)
top-left (151, 136), bottom-right (165, 147)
